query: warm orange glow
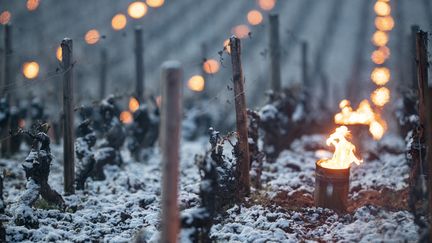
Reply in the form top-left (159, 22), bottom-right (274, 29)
top-left (334, 99), bottom-right (387, 140)
top-left (56, 46), bottom-right (62, 61)
top-left (146, 0), bottom-right (164, 8)
top-left (223, 39), bottom-right (231, 54)
top-left (22, 61), bottom-right (40, 79)
top-left (374, 1), bottom-right (391, 16)
top-left (203, 59), bottom-right (220, 74)
top-left (111, 13), bottom-right (127, 31)
top-left (187, 75), bottom-right (205, 92)
top-left (257, 0), bottom-right (276, 11)
top-left (372, 31), bottom-right (389, 47)
top-left (129, 97), bottom-right (140, 112)
top-left (371, 46), bottom-right (390, 65)
top-left (0, 11), bottom-right (11, 25)
top-left (156, 95), bottom-right (161, 108)
top-left (375, 16), bottom-right (394, 32)
top-left (85, 29), bottom-right (100, 45)
top-left (18, 119), bottom-right (26, 128)
top-left (247, 10), bottom-right (263, 26)
top-left (128, 1), bottom-right (148, 19)
top-left (371, 67), bottom-right (390, 85)
top-left (231, 25), bottom-right (250, 39)
top-left (371, 87), bottom-right (390, 107)
top-left (26, 0), bottom-right (40, 11)
top-left (120, 111), bottom-right (133, 124)
top-left (320, 126), bottom-right (363, 169)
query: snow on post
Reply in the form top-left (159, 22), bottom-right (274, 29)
top-left (268, 14), bottom-right (281, 92)
top-left (61, 38), bottom-right (75, 195)
top-left (135, 26), bottom-right (144, 102)
top-left (229, 36), bottom-right (251, 196)
top-left (160, 60), bottom-right (183, 243)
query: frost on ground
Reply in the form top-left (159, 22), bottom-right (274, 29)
top-left (0, 133), bottom-right (419, 242)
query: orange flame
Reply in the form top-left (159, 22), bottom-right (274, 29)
top-left (371, 67), bottom-right (390, 85)
top-left (371, 87), bottom-right (390, 107)
top-left (320, 126), bottom-right (363, 169)
top-left (120, 111), bottom-right (133, 124)
top-left (334, 99), bottom-right (387, 140)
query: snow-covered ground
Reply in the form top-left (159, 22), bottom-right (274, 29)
top-left (1, 132), bottom-right (419, 242)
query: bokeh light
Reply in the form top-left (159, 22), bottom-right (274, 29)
top-left (128, 1), bottom-right (148, 19)
top-left (129, 97), bottom-right (140, 112)
top-left (203, 59), bottom-right (220, 74)
top-left (187, 75), bottom-right (205, 92)
top-left (56, 46), bottom-right (62, 61)
top-left (111, 13), bottom-right (127, 31)
top-left (371, 87), bottom-right (390, 107)
top-left (371, 67), bottom-right (390, 86)
top-left (375, 16), bottom-right (394, 31)
top-left (372, 31), bottom-right (389, 47)
top-left (120, 111), bottom-right (133, 124)
top-left (0, 11), bottom-right (11, 25)
top-left (374, 1), bottom-right (391, 16)
top-left (26, 0), bottom-right (40, 11)
top-left (231, 25), bottom-right (250, 39)
top-left (371, 47), bottom-right (390, 65)
top-left (257, 0), bottom-right (276, 11)
top-left (146, 0), bottom-right (164, 8)
top-left (247, 10), bottom-right (263, 26)
top-left (223, 39), bottom-right (231, 54)
top-left (85, 29), bottom-right (100, 45)
top-left (22, 61), bottom-right (40, 79)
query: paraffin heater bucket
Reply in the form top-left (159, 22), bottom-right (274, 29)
top-left (314, 159), bottom-right (350, 212)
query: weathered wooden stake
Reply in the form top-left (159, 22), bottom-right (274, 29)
top-left (160, 61), bottom-right (182, 243)
top-left (269, 14), bottom-right (281, 92)
top-left (2, 24), bottom-right (12, 157)
top-left (99, 48), bottom-right (107, 100)
top-left (230, 36), bottom-right (251, 196)
top-left (301, 41), bottom-right (309, 90)
top-left (411, 25), bottom-right (420, 89)
top-left (61, 38), bottom-right (75, 195)
top-left (134, 26), bottom-right (144, 102)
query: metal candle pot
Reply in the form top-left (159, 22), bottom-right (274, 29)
top-left (314, 159), bottom-right (350, 212)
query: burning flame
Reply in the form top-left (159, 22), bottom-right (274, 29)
top-left (23, 61), bottom-right (40, 79)
top-left (146, 0), bottom-right (164, 8)
top-left (231, 25), bottom-right (250, 39)
top-left (128, 1), bottom-right (148, 19)
top-left (334, 99), bottom-right (387, 140)
top-left (111, 13), bottom-right (127, 31)
top-left (187, 75), bottom-right (205, 92)
top-left (247, 10), bottom-right (263, 26)
top-left (320, 126), bottom-right (363, 169)
top-left (0, 11), bottom-right (11, 25)
top-left (85, 29), bottom-right (100, 45)
top-left (120, 111), bottom-right (133, 124)
top-left (203, 59), bottom-right (220, 74)
top-left (56, 46), bottom-right (62, 61)
top-left (374, 1), bottom-right (391, 16)
top-left (375, 16), bottom-right (394, 32)
top-left (371, 87), bottom-right (390, 107)
top-left (257, 0), bottom-right (276, 11)
top-left (371, 67), bottom-right (390, 85)
top-left (129, 97), bottom-right (140, 112)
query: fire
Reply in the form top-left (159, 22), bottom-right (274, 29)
top-left (371, 67), bottom-right (390, 85)
top-left (257, 0), bottom-right (276, 11)
top-left (371, 87), bottom-right (390, 107)
top-left (374, 1), bottom-right (391, 16)
top-left (26, 0), bottom-right (40, 11)
top-left (375, 16), bottom-right (394, 32)
top-left (129, 97), bottom-right (140, 112)
top-left (120, 111), bottom-right (133, 124)
top-left (372, 31), bottom-right (389, 47)
top-left (334, 99), bottom-right (387, 140)
top-left (146, 0), bottom-right (164, 8)
top-left (223, 39), bottom-right (231, 54)
top-left (320, 126), bottom-right (363, 169)
top-left (22, 61), bottom-right (40, 79)
top-left (203, 59), bottom-right (220, 74)
top-left (247, 10), bottom-right (263, 26)
top-left (56, 46), bottom-right (62, 61)
top-left (111, 13), bottom-right (127, 31)
top-left (128, 1), bottom-right (148, 19)
top-left (231, 25), bottom-right (250, 39)
top-left (0, 11), bottom-right (11, 25)
top-left (85, 29), bottom-right (100, 45)
top-left (187, 75), bottom-right (205, 92)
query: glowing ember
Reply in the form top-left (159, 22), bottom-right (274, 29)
top-left (128, 1), bottom-right (148, 19)
top-left (146, 0), bottom-right (164, 8)
top-left (334, 99), bottom-right (387, 140)
top-left (374, 1), bottom-right (391, 16)
top-left (372, 31), bottom-right (389, 47)
top-left (320, 126), bottom-right (363, 169)
top-left (26, 0), bottom-right (40, 11)
top-left (187, 75), bottom-right (205, 92)
top-left (223, 39), bottom-right (231, 54)
top-left (22, 61), bottom-right (40, 79)
top-left (85, 29), bottom-right (100, 45)
top-left (111, 13), bottom-right (127, 31)
top-left (371, 67), bottom-right (390, 85)
top-left (120, 111), bottom-right (133, 124)
top-left (375, 16), bottom-right (394, 32)
top-left (371, 87), bottom-right (390, 107)
top-left (129, 97), bottom-right (140, 112)
top-left (231, 25), bottom-right (250, 39)
top-left (0, 11), bottom-right (11, 25)
top-left (247, 10), bottom-right (263, 26)
top-left (257, 0), bottom-right (276, 11)
top-left (56, 46), bottom-right (62, 61)
top-left (203, 59), bottom-right (220, 74)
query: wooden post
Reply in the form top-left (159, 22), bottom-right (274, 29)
top-left (134, 26), bottom-right (144, 102)
top-left (2, 24), bottom-right (12, 157)
top-left (99, 48), bottom-right (107, 100)
top-left (301, 41), bottom-right (309, 90)
top-left (411, 25), bottom-right (420, 89)
top-left (230, 36), bottom-right (251, 196)
top-left (268, 14), bottom-right (281, 92)
top-left (61, 38), bottom-right (75, 195)
top-left (160, 61), bottom-right (182, 243)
